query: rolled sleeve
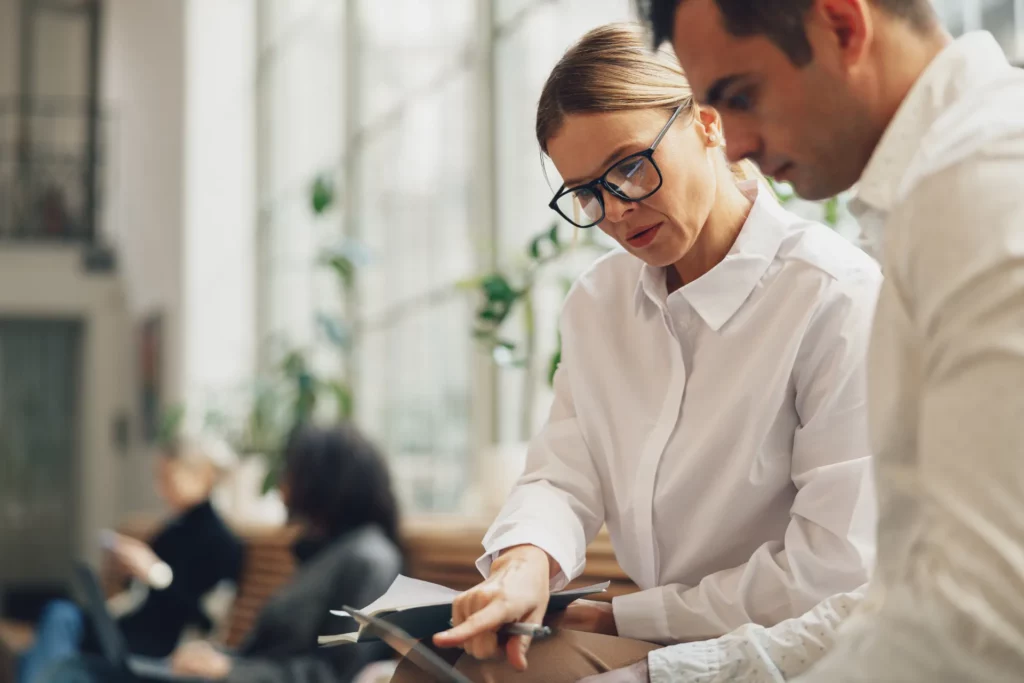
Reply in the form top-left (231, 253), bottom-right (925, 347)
top-left (647, 587), bottom-right (864, 683)
top-left (611, 586), bottom-right (675, 643)
top-left (476, 483), bottom-right (588, 590)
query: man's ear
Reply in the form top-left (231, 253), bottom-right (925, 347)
top-left (812, 0), bottom-right (872, 67)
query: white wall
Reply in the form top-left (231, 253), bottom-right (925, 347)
top-left (182, 0), bottom-right (257, 430)
top-left (99, 0), bottom-right (188, 517)
top-left (0, 246), bottom-right (131, 567)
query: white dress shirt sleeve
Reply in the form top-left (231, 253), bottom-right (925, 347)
top-left (646, 586), bottom-right (865, 683)
top-left (612, 275), bottom-right (878, 643)
top-left (796, 151), bottom-right (1024, 682)
top-left (476, 334), bottom-right (606, 589)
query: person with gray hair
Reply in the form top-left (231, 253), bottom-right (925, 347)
top-left (10, 434), bottom-right (244, 683)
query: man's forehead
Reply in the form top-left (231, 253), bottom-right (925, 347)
top-left (671, 0), bottom-right (757, 99)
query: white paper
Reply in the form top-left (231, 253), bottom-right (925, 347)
top-left (331, 574), bottom-right (461, 617)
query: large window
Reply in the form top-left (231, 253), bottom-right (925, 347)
top-left (254, 0), bottom-right (1023, 518)
top-left (255, 0), bottom-right (634, 516)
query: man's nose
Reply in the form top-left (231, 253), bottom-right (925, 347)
top-left (717, 119), bottom-right (760, 166)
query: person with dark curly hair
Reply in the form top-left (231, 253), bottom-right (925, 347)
top-left (40, 424), bottom-right (403, 683)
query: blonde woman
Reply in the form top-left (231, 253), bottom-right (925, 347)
top-left (399, 22), bottom-right (879, 683)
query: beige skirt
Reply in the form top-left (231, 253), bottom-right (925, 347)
top-left (391, 630), bottom-right (660, 683)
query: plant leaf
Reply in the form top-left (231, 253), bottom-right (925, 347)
top-left (156, 404), bottom-right (186, 446)
top-left (311, 174), bottom-right (336, 215)
top-left (547, 347), bottom-right (562, 387)
top-left (528, 225), bottom-right (562, 262)
top-left (281, 350), bottom-right (307, 378)
top-left (481, 273), bottom-right (517, 303)
top-left (472, 328), bottom-right (495, 341)
top-left (327, 380), bottom-right (354, 419)
top-left (824, 197), bottom-right (840, 227)
top-left (327, 255), bottom-right (356, 290)
top-left (317, 314), bottom-right (351, 349)
top-left (548, 221), bottom-right (560, 247)
top-left (455, 275), bottom-right (485, 290)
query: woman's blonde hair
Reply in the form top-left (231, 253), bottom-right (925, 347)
top-left (536, 22), bottom-right (761, 182)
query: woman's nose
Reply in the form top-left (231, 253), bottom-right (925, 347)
top-left (603, 191), bottom-right (635, 223)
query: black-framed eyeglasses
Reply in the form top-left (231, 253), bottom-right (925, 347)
top-left (548, 104), bottom-right (684, 229)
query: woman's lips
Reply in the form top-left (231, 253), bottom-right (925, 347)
top-left (627, 222), bottom-right (663, 248)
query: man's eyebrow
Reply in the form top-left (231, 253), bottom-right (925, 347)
top-left (562, 141), bottom-right (642, 187)
top-left (704, 73), bottom-right (750, 106)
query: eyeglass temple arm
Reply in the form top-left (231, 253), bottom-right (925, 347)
top-left (650, 103), bottom-right (685, 150)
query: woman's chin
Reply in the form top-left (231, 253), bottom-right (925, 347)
top-left (629, 242), bottom-right (683, 269)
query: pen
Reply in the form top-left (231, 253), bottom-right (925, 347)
top-left (447, 620), bottom-right (553, 640)
top-left (501, 623), bottom-right (553, 639)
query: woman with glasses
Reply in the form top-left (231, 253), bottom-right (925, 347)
top-left (397, 22), bottom-right (880, 683)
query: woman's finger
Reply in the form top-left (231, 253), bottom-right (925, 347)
top-left (434, 600), bottom-right (512, 647)
top-left (463, 630), bottom-right (500, 660)
top-left (505, 602), bottom-right (546, 671)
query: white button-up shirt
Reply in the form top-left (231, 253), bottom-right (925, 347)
top-left (799, 32), bottom-right (1024, 683)
top-left (477, 181), bottom-right (879, 644)
top-left (645, 31), bottom-right (1024, 683)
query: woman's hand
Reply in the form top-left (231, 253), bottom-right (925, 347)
top-left (171, 641), bottom-right (233, 680)
top-left (548, 599), bottom-right (618, 635)
top-left (433, 545), bottom-right (553, 671)
top-left (108, 534), bottom-right (162, 585)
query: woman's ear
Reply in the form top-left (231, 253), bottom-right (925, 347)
top-left (694, 105), bottom-right (723, 147)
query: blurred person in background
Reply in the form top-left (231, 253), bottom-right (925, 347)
top-left (397, 22), bottom-right (880, 683)
top-left (12, 435), bottom-right (244, 683)
top-left (41, 423), bottom-right (403, 683)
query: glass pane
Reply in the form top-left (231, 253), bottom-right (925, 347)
top-left (354, 0), bottom-right (475, 514)
top-left (493, 0), bottom-right (633, 443)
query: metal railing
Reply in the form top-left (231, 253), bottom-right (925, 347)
top-left (0, 97), bottom-right (105, 243)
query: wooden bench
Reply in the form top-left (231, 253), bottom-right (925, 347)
top-left (2, 517), bottom-right (637, 653)
top-left (221, 518), bottom-right (638, 645)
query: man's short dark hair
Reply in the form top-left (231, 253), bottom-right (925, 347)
top-left (637, 0), bottom-right (937, 66)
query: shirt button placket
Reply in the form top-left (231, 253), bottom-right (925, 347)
top-left (632, 303), bottom-right (687, 588)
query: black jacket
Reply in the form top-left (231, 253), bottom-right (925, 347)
top-left (117, 501), bottom-right (245, 657)
top-left (225, 524), bottom-right (402, 683)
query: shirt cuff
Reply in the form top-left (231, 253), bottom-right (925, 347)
top-left (475, 526), bottom-right (583, 592)
top-left (612, 586), bottom-right (673, 643)
top-left (647, 641), bottom-right (727, 683)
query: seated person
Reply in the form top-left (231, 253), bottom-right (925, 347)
top-left (397, 22), bottom-right (879, 683)
top-left (15, 435), bottom-right (244, 683)
top-left (42, 423), bottom-right (404, 683)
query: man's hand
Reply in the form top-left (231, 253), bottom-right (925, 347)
top-left (171, 641), bottom-right (233, 680)
top-left (549, 599), bottom-right (617, 635)
top-left (578, 659), bottom-right (650, 683)
top-left (433, 545), bottom-right (553, 671)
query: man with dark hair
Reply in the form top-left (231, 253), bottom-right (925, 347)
top-left (596, 1), bottom-right (1024, 682)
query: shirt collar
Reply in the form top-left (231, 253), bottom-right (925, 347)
top-left (633, 180), bottom-right (791, 331)
top-left (852, 32), bottom-right (1010, 217)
